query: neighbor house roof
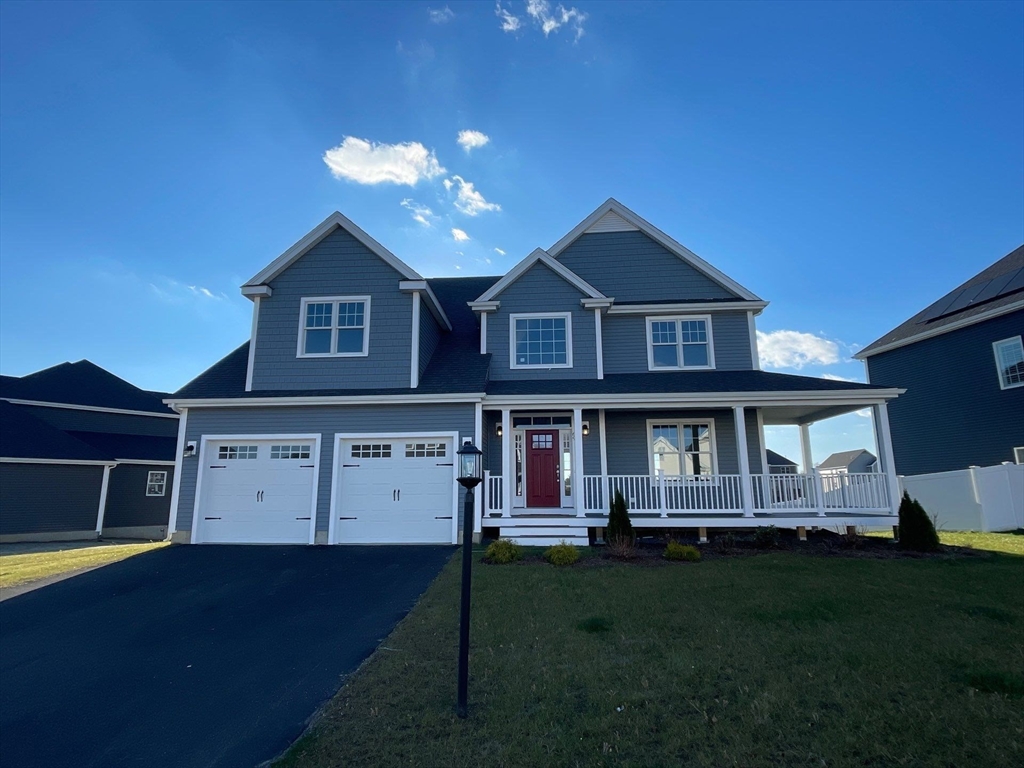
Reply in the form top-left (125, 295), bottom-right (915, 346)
top-left (66, 432), bottom-right (177, 462)
top-left (766, 449), bottom-right (797, 467)
top-left (0, 401), bottom-right (113, 462)
top-left (856, 245), bottom-right (1024, 359)
top-left (0, 360), bottom-right (175, 415)
top-left (817, 449), bottom-right (876, 470)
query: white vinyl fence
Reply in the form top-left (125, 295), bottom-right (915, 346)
top-left (899, 463), bottom-right (1024, 532)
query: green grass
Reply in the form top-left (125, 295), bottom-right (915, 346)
top-left (0, 541), bottom-right (169, 589)
top-left (279, 548), bottom-right (1024, 768)
top-left (869, 529), bottom-right (1024, 556)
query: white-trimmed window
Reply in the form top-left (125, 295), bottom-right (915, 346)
top-left (647, 420), bottom-right (717, 476)
top-left (1015, 447), bottom-right (1024, 465)
top-left (351, 443), bottom-right (392, 459)
top-left (146, 471), bottom-right (167, 496)
top-left (270, 444), bottom-right (311, 460)
top-left (219, 445), bottom-right (258, 460)
top-left (298, 296), bottom-right (370, 358)
top-left (510, 313), bottom-right (572, 368)
top-left (646, 316), bottom-right (714, 370)
top-left (405, 442), bottom-right (447, 458)
top-left (993, 336), bottom-right (1024, 389)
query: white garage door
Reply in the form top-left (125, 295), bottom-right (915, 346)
top-left (196, 440), bottom-right (317, 544)
top-left (335, 437), bottom-right (455, 544)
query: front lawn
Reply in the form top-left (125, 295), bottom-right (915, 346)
top-left (0, 541), bottom-right (169, 589)
top-left (869, 529), bottom-right (1024, 556)
top-left (279, 545), bottom-right (1024, 768)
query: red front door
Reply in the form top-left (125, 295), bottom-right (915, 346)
top-left (526, 430), bottom-right (561, 508)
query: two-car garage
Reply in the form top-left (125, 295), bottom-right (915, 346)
top-left (191, 434), bottom-right (458, 545)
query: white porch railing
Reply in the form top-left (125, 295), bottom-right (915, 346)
top-left (484, 471), bottom-right (892, 517)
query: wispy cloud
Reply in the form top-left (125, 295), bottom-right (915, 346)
top-left (400, 198), bottom-right (436, 226)
top-left (149, 278), bottom-right (229, 305)
top-left (494, 247), bottom-right (506, 256)
top-left (457, 130), bottom-right (490, 152)
top-left (495, 1), bottom-right (522, 32)
top-left (451, 227), bottom-right (470, 242)
top-left (444, 175), bottom-right (501, 216)
top-left (428, 5), bottom-right (454, 23)
top-left (322, 136), bottom-right (445, 186)
top-left (821, 373), bottom-right (856, 382)
top-left (497, 1), bottom-right (586, 41)
top-left (757, 330), bottom-right (840, 370)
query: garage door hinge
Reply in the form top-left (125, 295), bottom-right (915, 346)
top-left (295, 517), bottom-right (311, 520)
top-left (338, 516), bottom-right (357, 520)
top-left (435, 516), bottom-right (453, 520)
top-left (436, 462), bottom-right (454, 466)
top-left (204, 517), bottom-right (222, 520)
top-left (300, 464), bottom-right (314, 468)
top-left (342, 463), bottom-right (360, 467)
top-left (209, 465), bottom-right (226, 469)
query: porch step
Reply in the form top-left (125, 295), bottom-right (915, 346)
top-left (499, 526), bottom-right (589, 547)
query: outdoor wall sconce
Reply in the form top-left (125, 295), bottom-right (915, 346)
top-left (582, 421), bottom-right (590, 437)
top-left (495, 422), bottom-right (503, 437)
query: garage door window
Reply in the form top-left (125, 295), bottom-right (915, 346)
top-left (146, 471), bottom-right (167, 496)
top-left (352, 444), bottom-right (392, 459)
top-left (406, 442), bottom-right (447, 458)
top-left (270, 444), bottom-right (312, 460)
top-left (219, 445), bottom-right (258, 460)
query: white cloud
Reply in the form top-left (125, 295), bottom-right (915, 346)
top-left (494, 247), bottom-right (506, 256)
top-left (428, 5), bottom-right (454, 23)
top-left (400, 198), bottom-right (436, 227)
top-left (495, 1), bottom-right (521, 32)
top-left (757, 330), bottom-right (840, 370)
top-left (322, 136), bottom-right (445, 186)
top-left (451, 227), bottom-right (470, 242)
top-left (526, 0), bottom-right (587, 41)
top-left (822, 373), bottom-right (855, 382)
top-left (457, 130), bottom-right (490, 152)
top-left (149, 278), bottom-right (228, 305)
top-left (446, 174), bottom-right (501, 216)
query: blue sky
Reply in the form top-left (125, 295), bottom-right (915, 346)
top-left (1, 0), bottom-right (1022, 464)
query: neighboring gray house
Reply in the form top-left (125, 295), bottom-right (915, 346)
top-left (0, 361), bottom-right (178, 542)
top-left (856, 246), bottom-right (1023, 476)
top-left (817, 449), bottom-right (877, 475)
top-left (766, 449), bottom-right (798, 474)
top-left (165, 200), bottom-right (905, 546)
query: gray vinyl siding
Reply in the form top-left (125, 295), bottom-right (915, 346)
top-left (103, 464), bottom-right (174, 530)
top-left (15, 407), bottom-right (177, 437)
top-left (603, 311), bottom-right (754, 374)
top-left (866, 309), bottom-right (1024, 475)
top-left (419, 309), bottom-right (442, 379)
top-left (175, 404), bottom-right (475, 536)
top-left (250, 227), bottom-right (413, 390)
top-left (582, 409), bottom-right (602, 474)
top-left (555, 231), bottom-right (740, 302)
top-left (487, 263), bottom-right (598, 380)
top-left (0, 463), bottom-right (103, 535)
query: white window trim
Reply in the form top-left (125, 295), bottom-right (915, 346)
top-left (296, 295), bottom-right (371, 359)
top-left (645, 418), bottom-right (719, 477)
top-left (645, 315), bottom-right (716, 371)
top-left (993, 336), bottom-right (1024, 390)
top-left (509, 312), bottom-right (574, 370)
top-left (146, 470), bottom-right (168, 497)
top-left (1014, 447), bottom-right (1024, 464)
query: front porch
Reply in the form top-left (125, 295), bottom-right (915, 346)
top-left (475, 398), bottom-right (901, 544)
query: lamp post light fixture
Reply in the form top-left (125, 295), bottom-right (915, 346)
top-left (455, 440), bottom-right (483, 719)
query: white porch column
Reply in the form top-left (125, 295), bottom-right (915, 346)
top-left (573, 407), bottom-right (586, 517)
top-left (800, 422), bottom-right (826, 517)
top-left (95, 464), bottom-right (113, 536)
top-left (501, 408), bottom-right (512, 517)
top-left (474, 402), bottom-right (483, 534)
top-left (874, 402), bottom-right (901, 516)
top-left (733, 406), bottom-right (753, 517)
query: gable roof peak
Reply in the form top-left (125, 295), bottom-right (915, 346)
top-left (473, 247), bottom-right (607, 303)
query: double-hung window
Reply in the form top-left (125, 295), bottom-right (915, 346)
top-left (647, 316), bottom-right (714, 370)
top-left (648, 421), bottom-right (716, 477)
top-left (510, 313), bottom-right (572, 368)
top-left (993, 336), bottom-right (1024, 390)
top-left (146, 471), bottom-right (167, 496)
top-left (298, 296), bottom-right (370, 357)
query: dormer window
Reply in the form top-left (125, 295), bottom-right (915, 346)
top-left (298, 296), bottom-right (370, 358)
top-left (646, 316), bottom-right (715, 370)
top-left (510, 313), bottom-right (573, 369)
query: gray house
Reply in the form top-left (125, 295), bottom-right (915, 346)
top-left (0, 361), bottom-right (178, 542)
top-left (856, 246), bottom-right (1023, 475)
top-left (817, 449), bottom-right (877, 475)
top-left (165, 200), bottom-right (905, 546)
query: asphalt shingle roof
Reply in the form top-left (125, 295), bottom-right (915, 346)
top-left (817, 449), bottom-right (875, 470)
top-left (0, 360), bottom-right (174, 415)
top-left (0, 401), bottom-right (111, 462)
top-left (766, 449), bottom-right (797, 467)
top-left (67, 432), bottom-right (177, 462)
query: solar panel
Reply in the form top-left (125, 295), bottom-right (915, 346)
top-left (918, 266), bottom-right (1024, 324)
top-left (971, 268), bottom-right (1018, 304)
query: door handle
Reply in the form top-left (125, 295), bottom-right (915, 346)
top-left (397, 489), bottom-right (401, 502)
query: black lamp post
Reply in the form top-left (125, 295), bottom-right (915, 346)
top-left (455, 440), bottom-right (483, 719)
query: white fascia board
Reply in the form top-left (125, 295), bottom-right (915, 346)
top-left (241, 285), bottom-right (272, 299)
top-left (468, 300), bottom-right (500, 312)
top-left (398, 280), bottom-right (452, 330)
top-left (2, 398), bottom-right (179, 420)
top-left (547, 198), bottom-right (762, 302)
top-left (581, 298), bottom-right (615, 309)
top-left (854, 299), bottom-right (1024, 359)
top-left (114, 459), bottom-right (178, 466)
top-left (0, 457), bottom-right (118, 466)
top-left (481, 389), bottom-right (903, 408)
top-left (244, 211), bottom-right (423, 288)
top-left (165, 393), bottom-right (485, 408)
top-left (607, 301), bottom-right (768, 315)
top-left (473, 248), bottom-right (607, 302)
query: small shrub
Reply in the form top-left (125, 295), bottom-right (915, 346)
top-left (544, 541), bottom-right (580, 566)
top-left (839, 527), bottom-right (866, 550)
top-left (484, 538), bottom-right (523, 564)
top-left (607, 489), bottom-right (634, 546)
top-left (714, 532), bottom-right (736, 553)
top-left (605, 537), bottom-right (638, 559)
top-left (898, 491), bottom-right (940, 552)
top-left (664, 541), bottom-right (701, 562)
top-left (753, 525), bottom-right (780, 550)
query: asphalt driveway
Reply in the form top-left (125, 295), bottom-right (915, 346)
top-left (0, 544), bottom-right (454, 768)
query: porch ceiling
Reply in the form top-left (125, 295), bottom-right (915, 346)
top-left (759, 402), bottom-right (872, 426)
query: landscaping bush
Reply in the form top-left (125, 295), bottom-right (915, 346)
top-left (664, 541), bottom-right (701, 562)
top-left (544, 541), bottom-right (580, 566)
top-left (714, 532), bottom-right (736, 553)
top-left (484, 538), bottom-right (523, 564)
top-left (607, 489), bottom-right (634, 545)
top-left (605, 537), bottom-right (638, 559)
top-left (753, 525), bottom-right (781, 549)
top-left (898, 491), bottom-right (940, 552)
